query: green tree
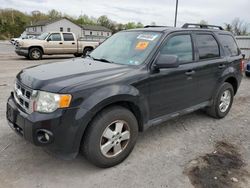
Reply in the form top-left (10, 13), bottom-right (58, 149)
top-left (48, 9), bottom-right (62, 20)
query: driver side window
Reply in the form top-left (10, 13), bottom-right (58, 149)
top-left (160, 34), bottom-right (193, 63)
top-left (48, 33), bottom-right (62, 41)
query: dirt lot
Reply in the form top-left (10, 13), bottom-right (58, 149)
top-left (0, 42), bottom-right (250, 188)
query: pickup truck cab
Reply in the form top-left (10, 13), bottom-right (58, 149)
top-left (7, 24), bottom-right (244, 168)
top-left (15, 32), bottom-right (99, 60)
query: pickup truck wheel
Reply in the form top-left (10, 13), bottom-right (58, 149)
top-left (74, 53), bottom-right (82, 57)
top-left (81, 106), bottom-right (138, 168)
top-left (206, 82), bottom-right (234, 119)
top-left (29, 48), bottom-right (42, 60)
top-left (82, 47), bottom-right (93, 57)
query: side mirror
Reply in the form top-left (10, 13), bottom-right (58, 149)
top-left (155, 54), bottom-right (179, 69)
top-left (47, 38), bottom-right (51, 42)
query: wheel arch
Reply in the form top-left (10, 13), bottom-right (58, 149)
top-left (28, 46), bottom-right (44, 54)
top-left (74, 85), bottom-right (148, 153)
top-left (83, 46), bottom-right (94, 51)
top-left (223, 76), bottom-right (238, 95)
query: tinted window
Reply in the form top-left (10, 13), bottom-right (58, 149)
top-left (196, 34), bottom-right (220, 60)
top-left (48, 33), bottom-right (61, 41)
top-left (219, 34), bottom-right (239, 56)
top-left (160, 35), bottom-right (193, 63)
top-left (63, 33), bottom-right (74, 41)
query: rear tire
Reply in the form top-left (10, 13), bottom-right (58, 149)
top-left (81, 106), bottom-right (138, 168)
top-left (74, 53), bottom-right (82, 57)
top-left (206, 82), bottom-right (234, 119)
top-left (82, 47), bottom-right (93, 57)
top-left (29, 47), bottom-right (42, 60)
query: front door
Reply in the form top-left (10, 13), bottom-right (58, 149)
top-left (148, 32), bottom-right (200, 119)
top-left (44, 33), bottom-right (63, 54)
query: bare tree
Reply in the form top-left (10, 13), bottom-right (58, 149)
top-left (225, 18), bottom-right (249, 36)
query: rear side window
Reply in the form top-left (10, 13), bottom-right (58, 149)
top-left (219, 34), bottom-right (239, 56)
top-left (63, 33), bottom-right (74, 41)
top-left (160, 35), bottom-right (193, 63)
top-left (196, 34), bottom-right (220, 60)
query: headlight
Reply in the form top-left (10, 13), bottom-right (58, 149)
top-left (34, 91), bottom-right (72, 113)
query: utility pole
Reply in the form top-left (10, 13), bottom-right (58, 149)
top-left (81, 10), bottom-right (83, 37)
top-left (174, 0), bottom-right (179, 27)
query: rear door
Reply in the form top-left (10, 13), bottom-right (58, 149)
top-left (62, 33), bottom-right (77, 54)
top-left (148, 32), bottom-right (201, 119)
top-left (44, 33), bottom-right (63, 54)
top-left (192, 32), bottom-right (226, 103)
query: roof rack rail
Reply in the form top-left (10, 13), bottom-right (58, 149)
top-left (144, 25), bottom-right (167, 28)
top-left (182, 23), bottom-right (224, 30)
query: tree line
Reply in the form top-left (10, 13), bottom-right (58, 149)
top-left (0, 8), bottom-right (249, 39)
top-left (0, 9), bottom-right (144, 39)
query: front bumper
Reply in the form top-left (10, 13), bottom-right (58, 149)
top-left (6, 92), bottom-right (92, 159)
top-left (15, 47), bottom-right (29, 56)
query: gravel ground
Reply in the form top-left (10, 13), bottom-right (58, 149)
top-left (0, 43), bottom-right (249, 188)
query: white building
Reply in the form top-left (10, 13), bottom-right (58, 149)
top-left (235, 36), bottom-right (250, 59)
top-left (23, 18), bottom-right (112, 41)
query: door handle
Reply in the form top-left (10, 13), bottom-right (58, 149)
top-left (185, 70), bottom-right (195, 76)
top-left (72, 42), bottom-right (75, 45)
top-left (218, 64), bottom-right (226, 69)
top-left (59, 42), bottom-right (63, 44)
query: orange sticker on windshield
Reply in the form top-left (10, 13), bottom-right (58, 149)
top-left (135, 41), bottom-right (149, 50)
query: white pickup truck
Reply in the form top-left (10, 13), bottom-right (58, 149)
top-left (15, 32), bottom-right (99, 60)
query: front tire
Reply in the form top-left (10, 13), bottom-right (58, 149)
top-left (81, 106), bottom-right (138, 168)
top-left (206, 82), bottom-right (234, 119)
top-left (29, 48), bottom-right (43, 60)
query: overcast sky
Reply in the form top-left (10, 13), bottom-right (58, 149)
top-left (1, 0), bottom-right (250, 27)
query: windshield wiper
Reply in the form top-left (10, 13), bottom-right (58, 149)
top-left (93, 57), bottom-right (114, 64)
top-left (85, 55), bottom-right (114, 64)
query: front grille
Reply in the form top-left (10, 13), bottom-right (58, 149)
top-left (14, 81), bottom-right (33, 113)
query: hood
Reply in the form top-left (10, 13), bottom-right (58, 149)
top-left (19, 39), bottom-right (42, 46)
top-left (17, 58), bottom-right (133, 92)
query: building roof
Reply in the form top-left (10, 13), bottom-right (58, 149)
top-left (27, 18), bottom-right (63, 27)
top-left (81, 25), bottom-right (111, 32)
top-left (27, 18), bottom-right (112, 32)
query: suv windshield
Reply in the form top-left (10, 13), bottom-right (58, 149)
top-left (37, 33), bottom-right (49, 40)
top-left (90, 31), bottom-right (162, 65)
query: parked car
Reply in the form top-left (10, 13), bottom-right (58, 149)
top-left (10, 35), bottom-right (36, 45)
top-left (15, 32), bottom-right (99, 60)
top-left (246, 60), bottom-right (250, 77)
top-left (6, 23), bottom-right (244, 168)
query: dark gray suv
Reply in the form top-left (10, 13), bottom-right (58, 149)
top-left (6, 23), bottom-right (244, 167)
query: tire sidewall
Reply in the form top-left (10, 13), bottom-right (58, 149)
top-left (29, 48), bottom-right (42, 60)
top-left (83, 106), bottom-right (138, 167)
top-left (214, 83), bottom-right (234, 118)
top-left (83, 48), bottom-right (92, 56)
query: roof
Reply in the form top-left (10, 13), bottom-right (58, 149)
top-left (235, 36), bottom-right (250, 39)
top-left (81, 25), bottom-right (112, 32)
top-left (27, 18), bottom-right (112, 32)
top-left (27, 18), bottom-right (64, 27)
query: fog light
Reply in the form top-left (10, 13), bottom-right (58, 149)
top-left (36, 129), bottom-right (53, 144)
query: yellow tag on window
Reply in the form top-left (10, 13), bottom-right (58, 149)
top-left (135, 41), bottom-right (149, 50)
